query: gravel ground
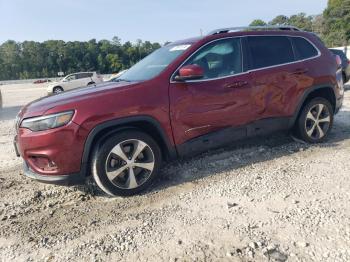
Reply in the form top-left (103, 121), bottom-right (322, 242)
top-left (0, 83), bottom-right (349, 262)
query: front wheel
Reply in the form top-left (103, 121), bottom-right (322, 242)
top-left (295, 98), bottom-right (334, 143)
top-left (91, 130), bottom-right (162, 196)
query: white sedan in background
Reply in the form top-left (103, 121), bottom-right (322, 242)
top-left (47, 72), bottom-right (103, 94)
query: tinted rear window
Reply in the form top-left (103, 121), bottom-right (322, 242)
top-left (248, 36), bottom-right (295, 70)
top-left (78, 73), bottom-right (93, 79)
top-left (293, 37), bottom-right (319, 60)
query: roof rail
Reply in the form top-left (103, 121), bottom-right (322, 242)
top-left (208, 25), bottom-right (301, 35)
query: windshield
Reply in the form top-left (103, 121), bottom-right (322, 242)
top-left (117, 44), bottom-right (191, 82)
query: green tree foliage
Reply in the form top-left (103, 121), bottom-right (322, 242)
top-left (252, 13), bottom-right (314, 31)
top-left (323, 0), bottom-right (350, 46)
top-left (0, 38), bottom-right (162, 81)
top-left (252, 0), bottom-right (349, 47)
top-left (249, 19), bottom-right (267, 26)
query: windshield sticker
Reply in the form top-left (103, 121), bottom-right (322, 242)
top-left (170, 44), bottom-right (191, 52)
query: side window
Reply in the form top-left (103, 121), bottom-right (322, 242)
top-left (66, 74), bottom-right (76, 81)
top-left (248, 36), bottom-right (295, 70)
top-left (77, 73), bottom-right (88, 79)
top-left (292, 37), bottom-right (319, 60)
top-left (183, 38), bottom-right (242, 79)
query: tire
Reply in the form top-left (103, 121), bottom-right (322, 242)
top-left (91, 130), bottom-right (162, 196)
top-left (87, 82), bottom-right (95, 86)
top-left (53, 86), bottom-right (64, 94)
top-left (295, 98), bottom-right (334, 143)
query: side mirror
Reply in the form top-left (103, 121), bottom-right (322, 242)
top-left (174, 64), bottom-right (204, 81)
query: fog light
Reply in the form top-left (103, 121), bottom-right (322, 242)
top-left (29, 156), bottom-right (58, 171)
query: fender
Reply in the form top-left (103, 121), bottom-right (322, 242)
top-left (288, 83), bottom-right (336, 128)
top-left (79, 115), bottom-right (178, 177)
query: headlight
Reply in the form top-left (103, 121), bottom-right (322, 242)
top-left (20, 111), bottom-right (74, 131)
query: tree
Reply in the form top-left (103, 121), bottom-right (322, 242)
top-left (0, 37), bottom-right (162, 80)
top-left (249, 19), bottom-right (267, 26)
top-left (269, 15), bottom-right (289, 25)
top-left (323, 0), bottom-right (350, 47)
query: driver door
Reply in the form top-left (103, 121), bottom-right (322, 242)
top-left (169, 38), bottom-right (253, 156)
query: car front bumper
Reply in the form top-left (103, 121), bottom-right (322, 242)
top-left (14, 121), bottom-right (88, 185)
top-left (22, 161), bottom-right (84, 185)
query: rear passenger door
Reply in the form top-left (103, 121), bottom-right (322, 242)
top-left (246, 35), bottom-right (311, 132)
top-left (76, 73), bottom-right (92, 86)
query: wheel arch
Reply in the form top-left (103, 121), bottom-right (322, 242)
top-left (290, 84), bottom-right (336, 128)
top-left (53, 86), bottom-right (64, 91)
top-left (80, 116), bottom-right (177, 177)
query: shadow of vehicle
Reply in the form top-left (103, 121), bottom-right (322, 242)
top-left (0, 106), bottom-right (22, 121)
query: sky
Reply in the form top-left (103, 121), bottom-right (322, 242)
top-left (0, 0), bottom-right (328, 44)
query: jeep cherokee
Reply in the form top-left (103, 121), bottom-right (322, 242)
top-left (14, 26), bottom-right (344, 196)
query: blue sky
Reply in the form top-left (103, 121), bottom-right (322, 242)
top-left (0, 0), bottom-right (328, 44)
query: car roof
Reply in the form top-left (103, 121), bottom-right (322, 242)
top-left (170, 27), bottom-right (316, 48)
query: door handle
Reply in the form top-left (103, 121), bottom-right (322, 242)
top-left (225, 81), bottom-right (248, 88)
top-left (291, 68), bottom-right (309, 75)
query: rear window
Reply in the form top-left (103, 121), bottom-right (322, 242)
top-left (77, 73), bottom-right (93, 79)
top-left (247, 36), bottom-right (295, 70)
top-left (293, 37), bottom-right (319, 60)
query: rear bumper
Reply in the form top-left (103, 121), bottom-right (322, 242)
top-left (22, 161), bottom-right (85, 185)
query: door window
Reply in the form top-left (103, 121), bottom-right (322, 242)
top-left (247, 36), bottom-right (295, 70)
top-left (183, 38), bottom-right (242, 79)
top-left (65, 74), bottom-right (77, 81)
top-left (77, 73), bottom-right (91, 79)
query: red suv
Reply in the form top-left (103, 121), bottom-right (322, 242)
top-left (14, 26), bottom-right (344, 196)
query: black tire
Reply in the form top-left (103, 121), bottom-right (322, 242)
top-left (87, 82), bottom-right (95, 86)
top-left (295, 98), bottom-right (334, 143)
top-left (91, 130), bottom-right (162, 196)
top-left (53, 86), bottom-right (64, 94)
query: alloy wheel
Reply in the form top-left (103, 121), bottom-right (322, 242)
top-left (305, 103), bottom-right (331, 140)
top-left (105, 139), bottom-right (155, 189)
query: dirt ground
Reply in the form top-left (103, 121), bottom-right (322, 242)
top-left (0, 83), bottom-right (349, 262)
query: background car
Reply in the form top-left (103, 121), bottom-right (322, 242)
top-left (47, 72), bottom-right (103, 94)
top-left (33, 79), bottom-right (51, 84)
top-left (329, 49), bottom-right (350, 83)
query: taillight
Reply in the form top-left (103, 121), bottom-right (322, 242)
top-left (348, 59), bottom-right (350, 65)
top-left (335, 55), bottom-right (342, 68)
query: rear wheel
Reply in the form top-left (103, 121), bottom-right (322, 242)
top-left (53, 86), bottom-right (64, 94)
top-left (295, 98), bottom-right (333, 143)
top-left (87, 82), bottom-right (95, 86)
top-left (92, 130), bottom-right (162, 196)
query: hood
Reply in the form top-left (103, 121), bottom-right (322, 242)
top-left (19, 81), bottom-right (138, 118)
